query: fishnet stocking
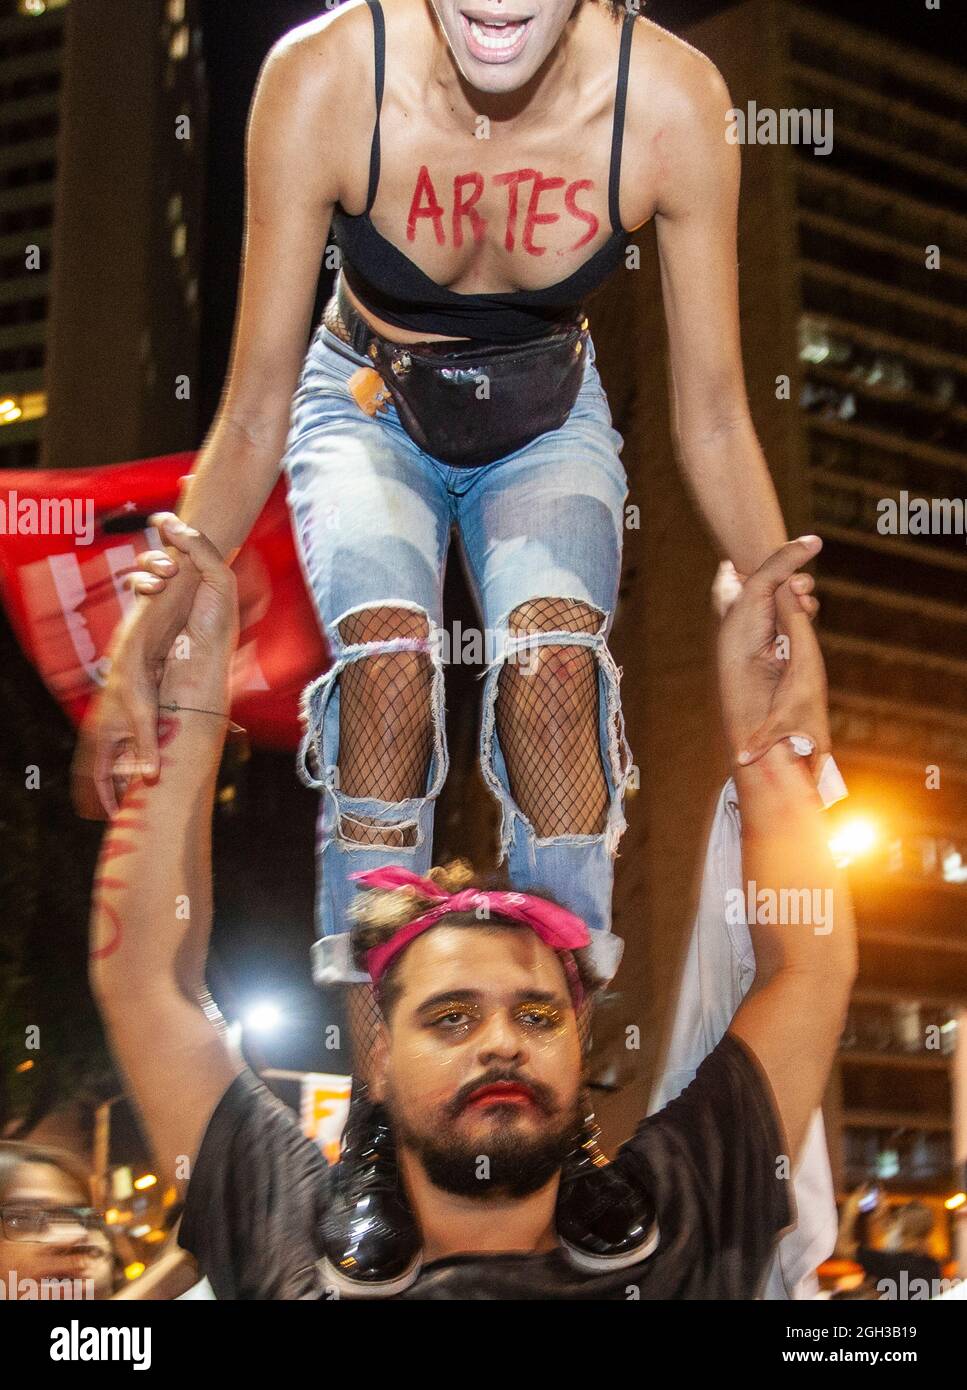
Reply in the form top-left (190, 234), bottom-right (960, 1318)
top-left (346, 982), bottom-right (383, 1089)
top-left (337, 607), bottom-right (434, 847)
top-left (495, 599), bottom-right (608, 838)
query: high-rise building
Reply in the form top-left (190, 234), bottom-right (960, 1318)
top-left (777, 0), bottom-right (966, 1266)
top-left (0, 0), bottom-right (207, 476)
top-left (0, 0), bottom-right (69, 470)
top-left (591, 0), bottom-right (966, 1267)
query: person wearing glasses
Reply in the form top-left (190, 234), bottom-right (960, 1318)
top-left (0, 1141), bottom-right (115, 1300)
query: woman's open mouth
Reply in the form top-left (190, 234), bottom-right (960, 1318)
top-left (460, 12), bottom-right (534, 64)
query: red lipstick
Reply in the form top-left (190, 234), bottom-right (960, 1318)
top-left (465, 1081), bottom-right (536, 1109)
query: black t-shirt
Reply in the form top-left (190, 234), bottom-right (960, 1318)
top-left (178, 1031), bottom-right (793, 1300)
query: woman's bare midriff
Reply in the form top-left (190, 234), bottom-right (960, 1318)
top-left (340, 276), bottom-right (471, 344)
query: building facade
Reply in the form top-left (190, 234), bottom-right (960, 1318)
top-left (0, 0), bottom-right (207, 476)
top-left (0, 0), bottom-right (69, 470)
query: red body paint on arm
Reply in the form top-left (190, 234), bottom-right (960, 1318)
top-left (90, 901), bottom-right (124, 960)
top-left (89, 718), bottom-right (182, 960)
top-left (156, 717), bottom-right (180, 749)
top-left (99, 838), bottom-right (137, 863)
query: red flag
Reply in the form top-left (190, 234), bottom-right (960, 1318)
top-left (0, 454), bottom-right (329, 749)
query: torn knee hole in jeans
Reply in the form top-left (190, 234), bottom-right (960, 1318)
top-left (506, 597), bottom-right (607, 641)
top-left (297, 602), bottom-right (449, 813)
top-left (334, 806), bottom-right (421, 849)
top-left (479, 608), bottom-right (634, 861)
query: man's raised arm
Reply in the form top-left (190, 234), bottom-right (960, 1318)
top-left (88, 518), bottom-right (246, 1191)
top-left (727, 743), bottom-right (856, 1165)
top-left (717, 540), bottom-right (858, 1165)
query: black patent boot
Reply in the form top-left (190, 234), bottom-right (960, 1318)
top-left (556, 1101), bottom-right (660, 1273)
top-left (319, 1082), bottom-right (422, 1297)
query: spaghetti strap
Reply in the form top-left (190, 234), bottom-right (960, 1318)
top-left (608, 10), bottom-right (635, 236)
top-left (364, 0), bottom-right (385, 214)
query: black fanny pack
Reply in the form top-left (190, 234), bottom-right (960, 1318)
top-left (337, 280), bottom-right (590, 469)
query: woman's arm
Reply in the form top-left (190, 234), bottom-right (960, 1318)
top-left (73, 19), bottom-right (345, 817)
top-left (178, 24), bottom-right (345, 555)
top-left (651, 53), bottom-right (788, 575)
top-left (628, 43), bottom-right (830, 763)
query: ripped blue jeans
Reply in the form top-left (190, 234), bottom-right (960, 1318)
top-left (283, 319), bottom-right (632, 985)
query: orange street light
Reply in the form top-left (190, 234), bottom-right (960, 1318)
top-left (829, 817), bottom-right (878, 868)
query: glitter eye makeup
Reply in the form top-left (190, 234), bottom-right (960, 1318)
top-left (516, 1002), bottom-right (564, 1029)
top-left (424, 1002), bottom-right (480, 1030)
top-left (420, 997), bottom-right (565, 1032)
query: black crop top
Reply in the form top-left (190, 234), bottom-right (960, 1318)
top-left (330, 0), bottom-right (636, 343)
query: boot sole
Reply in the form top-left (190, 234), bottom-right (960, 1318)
top-left (316, 1252), bottom-right (423, 1299)
top-left (559, 1217), bottom-right (660, 1274)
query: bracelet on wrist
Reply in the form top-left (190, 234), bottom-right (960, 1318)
top-left (158, 701), bottom-right (246, 735)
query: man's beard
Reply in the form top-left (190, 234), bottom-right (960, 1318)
top-left (386, 1081), bottom-right (581, 1199)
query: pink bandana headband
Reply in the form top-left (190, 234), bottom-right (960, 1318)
top-left (349, 866), bottom-right (591, 1008)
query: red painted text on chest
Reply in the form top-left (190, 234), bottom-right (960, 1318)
top-left (406, 165), bottom-right (600, 254)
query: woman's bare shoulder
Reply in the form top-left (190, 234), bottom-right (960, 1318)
top-left (265, 1), bottom-right (374, 95)
top-left (615, 14), bottom-right (736, 226)
top-left (269, 0), bottom-right (427, 74)
top-left (628, 13), bottom-right (733, 129)
top-left (252, 2), bottom-right (382, 206)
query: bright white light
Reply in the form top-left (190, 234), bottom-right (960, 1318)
top-left (244, 1002), bottom-right (282, 1035)
top-left (876, 1148), bottom-right (900, 1180)
top-left (941, 849), bottom-right (967, 885)
top-left (829, 818), bottom-right (877, 868)
top-left (801, 342), bottom-right (830, 365)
